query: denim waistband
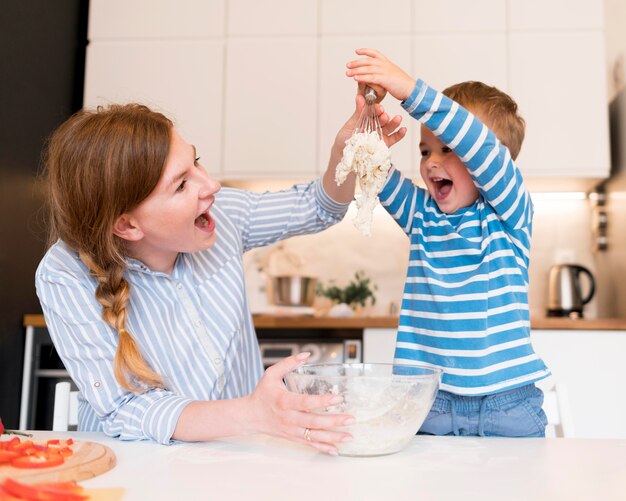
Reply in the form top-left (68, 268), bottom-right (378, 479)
top-left (432, 384), bottom-right (538, 414)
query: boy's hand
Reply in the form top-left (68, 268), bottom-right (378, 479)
top-left (346, 48), bottom-right (416, 102)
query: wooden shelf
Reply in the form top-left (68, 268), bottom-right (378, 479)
top-left (23, 314), bottom-right (626, 331)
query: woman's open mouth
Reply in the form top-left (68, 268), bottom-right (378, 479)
top-left (194, 210), bottom-right (215, 233)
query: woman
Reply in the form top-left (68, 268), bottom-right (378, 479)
top-left (36, 96), bottom-right (405, 455)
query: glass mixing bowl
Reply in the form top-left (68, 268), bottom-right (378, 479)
top-left (285, 363), bottom-right (441, 457)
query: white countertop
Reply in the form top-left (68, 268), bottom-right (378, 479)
top-left (27, 431), bottom-right (626, 501)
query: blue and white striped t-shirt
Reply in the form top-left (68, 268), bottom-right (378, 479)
top-left (36, 179), bottom-right (349, 444)
top-left (380, 80), bottom-right (550, 396)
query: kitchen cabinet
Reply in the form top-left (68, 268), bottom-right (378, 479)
top-left (229, 0), bottom-right (316, 35)
top-left (319, 37), bottom-right (413, 177)
top-left (363, 327), bottom-right (397, 363)
top-left (88, 0), bottom-right (224, 39)
top-left (319, 0), bottom-right (411, 35)
top-left (222, 38), bottom-right (318, 179)
top-left (84, 0), bottom-right (610, 182)
top-left (83, 40), bottom-right (224, 177)
top-left (508, 0), bottom-right (604, 30)
top-left (531, 329), bottom-right (626, 440)
top-left (509, 32), bottom-right (610, 179)
top-left (413, 0), bottom-right (506, 33)
top-left (363, 327), bottom-right (626, 439)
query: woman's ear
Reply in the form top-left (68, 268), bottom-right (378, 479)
top-left (112, 214), bottom-right (143, 241)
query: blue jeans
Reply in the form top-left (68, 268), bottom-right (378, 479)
top-left (418, 384), bottom-right (547, 437)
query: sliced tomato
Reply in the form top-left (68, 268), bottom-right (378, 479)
top-left (0, 438), bottom-right (21, 450)
top-left (32, 482), bottom-right (87, 501)
top-left (46, 441), bottom-right (73, 458)
top-left (8, 440), bottom-right (34, 452)
top-left (0, 485), bottom-right (23, 501)
top-left (2, 479), bottom-right (87, 501)
top-left (10, 454), bottom-right (64, 469)
top-left (0, 450), bottom-right (20, 463)
top-left (1, 479), bottom-right (40, 500)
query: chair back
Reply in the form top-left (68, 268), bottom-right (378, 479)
top-left (52, 381), bottom-right (78, 432)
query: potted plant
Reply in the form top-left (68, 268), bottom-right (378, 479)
top-left (316, 271), bottom-right (377, 316)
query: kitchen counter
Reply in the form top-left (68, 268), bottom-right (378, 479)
top-left (24, 313), bottom-right (626, 330)
top-left (21, 431), bottom-right (626, 501)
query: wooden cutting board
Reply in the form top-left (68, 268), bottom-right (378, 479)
top-left (0, 440), bottom-right (116, 484)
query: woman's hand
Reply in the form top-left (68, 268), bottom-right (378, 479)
top-left (332, 93), bottom-right (407, 153)
top-left (245, 353), bottom-right (355, 456)
top-left (346, 48), bottom-right (416, 102)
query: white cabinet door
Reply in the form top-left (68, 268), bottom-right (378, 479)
top-left (363, 328), bottom-right (397, 363)
top-left (509, 32), bottom-right (610, 179)
top-left (320, 0), bottom-right (412, 35)
top-left (413, 0), bottom-right (506, 33)
top-left (319, 37), bottom-right (414, 177)
top-left (508, 0), bottom-right (604, 30)
top-left (222, 38), bottom-right (318, 179)
top-left (531, 330), bottom-right (626, 439)
top-left (228, 0), bottom-right (316, 36)
top-left (84, 41), bottom-right (224, 178)
top-left (88, 0), bottom-right (225, 39)
top-left (412, 34), bottom-right (508, 92)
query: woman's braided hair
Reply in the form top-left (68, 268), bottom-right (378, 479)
top-left (43, 103), bottom-right (172, 392)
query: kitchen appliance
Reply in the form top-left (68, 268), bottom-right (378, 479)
top-left (258, 340), bottom-right (361, 369)
top-left (269, 275), bottom-right (317, 306)
top-left (266, 275), bottom-right (317, 316)
top-left (547, 264), bottom-right (596, 318)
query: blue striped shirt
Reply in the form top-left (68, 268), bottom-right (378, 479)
top-left (380, 80), bottom-right (550, 395)
top-left (36, 179), bottom-right (349, 444)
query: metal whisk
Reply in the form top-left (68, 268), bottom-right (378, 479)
top-left (355, 86), bottom-right (383, 138)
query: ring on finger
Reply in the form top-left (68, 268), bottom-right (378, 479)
top-left (303, 428), bottom-right (312, 441)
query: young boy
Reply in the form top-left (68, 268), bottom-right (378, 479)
top-left (346, 48), bottom-right (551, 436)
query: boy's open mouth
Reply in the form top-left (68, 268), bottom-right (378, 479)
top-left (194, 210), bottom-right (215, 232)
top-left (431, 177), bottom-right (453, 199)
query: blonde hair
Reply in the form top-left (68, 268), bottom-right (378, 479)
top-left (443, 81), bottom-right (525, 160)
top-left (43, 103), bottom-right (173, 392)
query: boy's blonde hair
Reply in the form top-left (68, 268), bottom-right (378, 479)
top-left (443, 81), bottom-right (525, 160)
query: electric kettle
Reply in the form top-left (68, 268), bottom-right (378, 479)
top-left (547, 264), bottom-right (596, 318)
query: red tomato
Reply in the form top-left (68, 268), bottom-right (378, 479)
top-left (2, 479), bottom-right (88, 501)
top-left (10, 454), bottom-right (64, 469)
top-left (0, 450), bottom-right (20, 463)
top-left (0, 438), bottom-right (21, 451)
top-left (0, 479), bottom-right (40, 500)
top-left (8, 441), bottom-right (34, 452)
top-left (33, 482), bottom-right (87, 500)
top-left (0, 485), bottom-right (23, 501)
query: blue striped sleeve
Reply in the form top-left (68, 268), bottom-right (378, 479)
top-left (378, 167), bottom-right (426, 236)
top-left (402, 80), bottom-right (533, 233)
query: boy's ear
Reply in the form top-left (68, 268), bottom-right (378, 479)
top-left (112, 214), bottom-right (144, 241)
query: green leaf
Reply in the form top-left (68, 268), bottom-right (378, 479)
top-left (316, 270), bottom-right (377, 308)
